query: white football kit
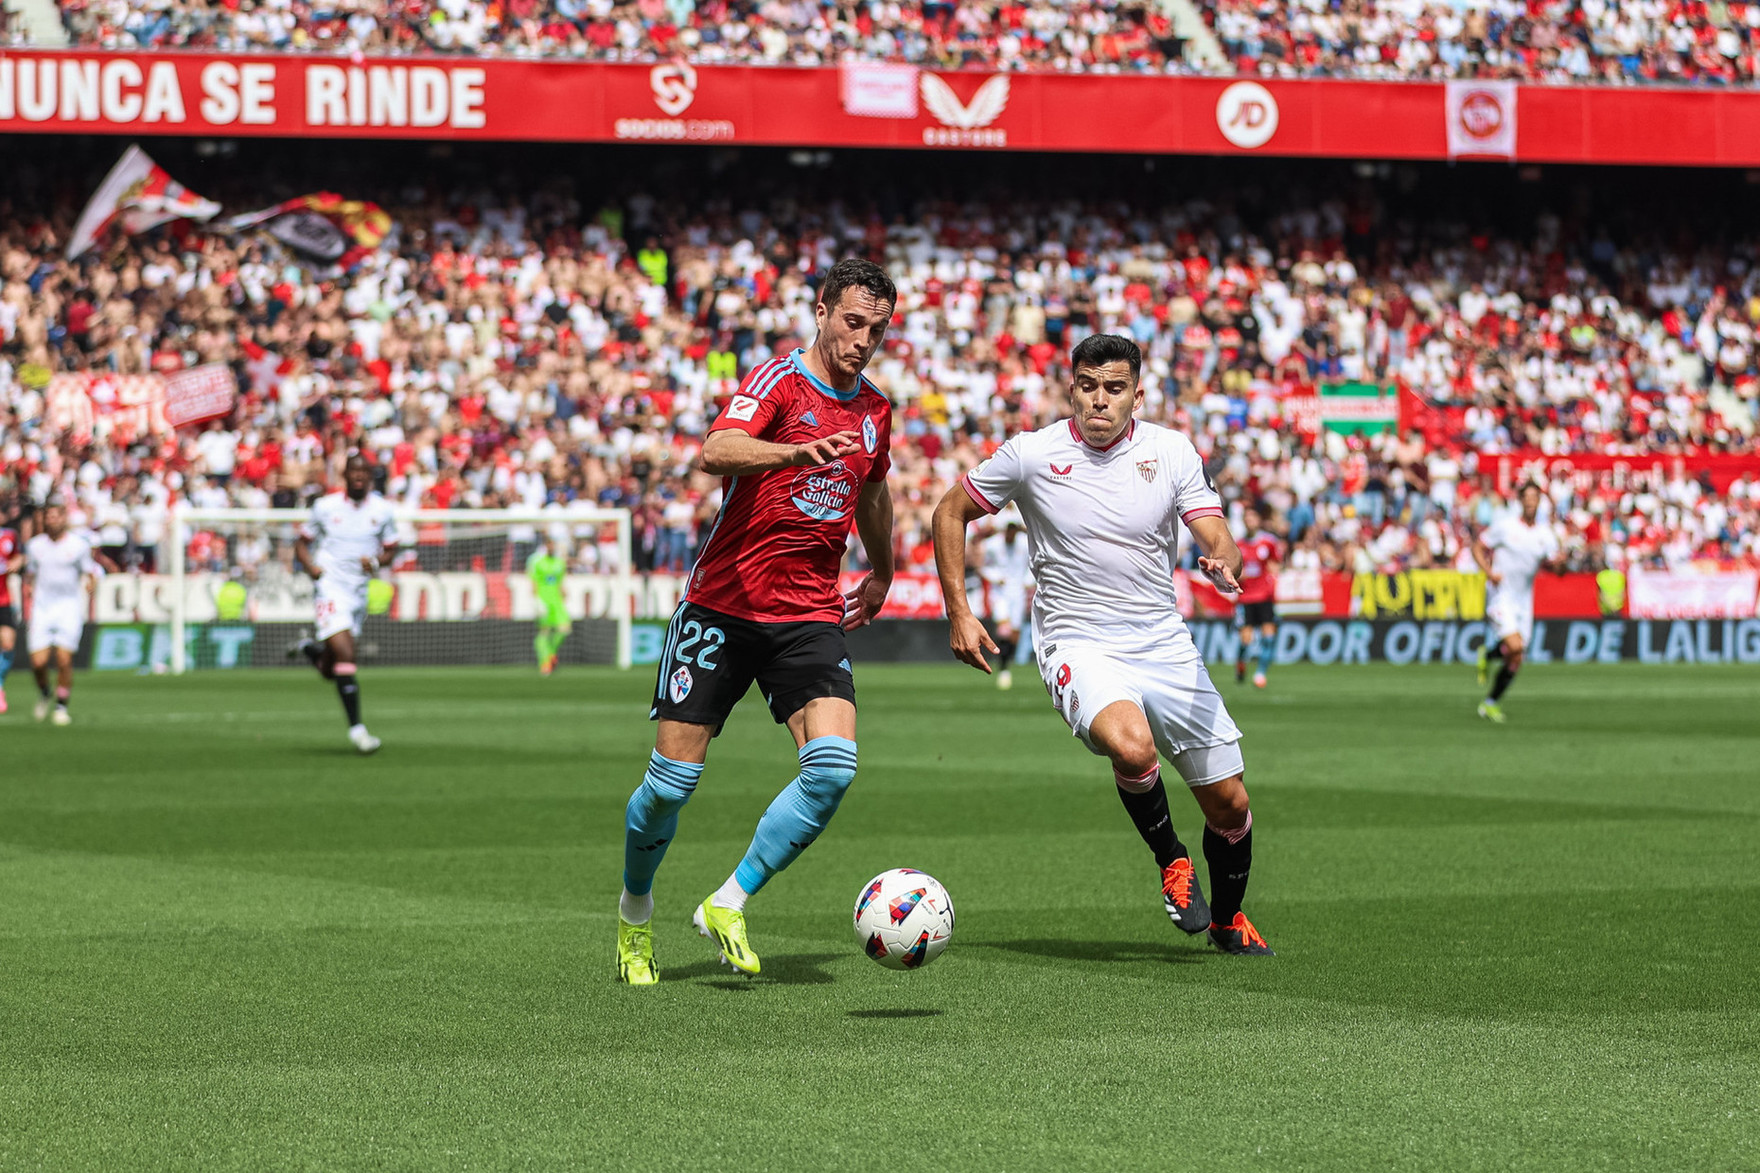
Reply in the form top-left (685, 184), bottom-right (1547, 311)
top-left (962, 419), bottom-right (1244, 786)
top-left (980, 530), bottom-right (1033, 631)
top-left (1481, 513), bottom-right (1561, 646)
top-left (301, 492), bottom-right (398, 640)
top-left (26, 531), bottom-right (101, 652)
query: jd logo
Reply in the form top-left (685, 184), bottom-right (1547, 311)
top-left (1216, 81), bottom-right (1278, 149)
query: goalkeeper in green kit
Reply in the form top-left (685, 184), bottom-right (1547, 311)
top-left (527, 534), bottom-right (572, 675)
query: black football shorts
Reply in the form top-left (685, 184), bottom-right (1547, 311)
top-left (1236, 600), bottom-right (1277, 627)
top-left (650, 601), bottom-right (856, 734)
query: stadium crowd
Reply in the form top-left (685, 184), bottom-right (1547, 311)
top-left (2, 165), bottom-right (1757, 590)
top-left (48, 0), bottom-right (1187, 71)
top-left (32, 0), bottom-right (1760, 86)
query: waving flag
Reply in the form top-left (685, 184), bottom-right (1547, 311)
top-left (67, 146), bottom-right (221, 259)
top-left (228, 193), bottom-right (392, 267)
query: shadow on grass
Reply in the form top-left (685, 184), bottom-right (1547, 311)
top-left (666, 952), bottom-right (844, 986)
top-left (973, 939), bottom-right (1204, 965)
top-left (847, 1008), bottom-right (943, 1019)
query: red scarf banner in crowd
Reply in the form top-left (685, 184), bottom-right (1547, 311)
top-left (162, 364), bottom-right (239, 429)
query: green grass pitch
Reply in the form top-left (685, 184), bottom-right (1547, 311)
top-left (2, 661), bottom-right (1756, 1170)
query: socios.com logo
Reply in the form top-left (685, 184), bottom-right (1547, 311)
top-left (650, 63), bottom-right (697, 116)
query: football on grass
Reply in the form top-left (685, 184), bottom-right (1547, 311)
top-left (852, 869), bottom-right (954, 970)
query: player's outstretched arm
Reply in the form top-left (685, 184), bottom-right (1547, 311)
top-left (293, 534), bottom-right (322, 579)
top-left (700, 429), bottom-right (861, 476)
top-left (842, 481), bottom-right (896, 631)
top-left (931, 484), bottom-right (1000, 674)
top-left (1188, 515), bottom-right (1246, 595)
top-left (1470, 533), bottom-right (1499, 583)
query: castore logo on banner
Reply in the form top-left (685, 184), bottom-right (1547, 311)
top-left (650, 63), bottom-right (698, 115)
top-left (920, 74), bottom-right (1008, 146)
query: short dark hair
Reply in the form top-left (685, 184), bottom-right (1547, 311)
top-left (1518, 480), bottom-right (1544, 496)
top-left (345, 453), bottom-right (371, 472)
top-left (818, 258), bottom-right (896, 312)
top-left (1070, 333), bottom-right (1142, 382)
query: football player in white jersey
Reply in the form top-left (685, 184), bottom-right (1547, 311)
top-left (977, 507), bottom-right (1033, 690)
top-left (292, 456), bottom-right (398, 754)
top-left (1471, 481), bottom-right (1563, 723)
top-left (23, 500), bottom-right (107, 725)
top-left (932, 334), bottom-right (1273, 956)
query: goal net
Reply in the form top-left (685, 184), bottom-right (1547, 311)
top-left (151, 508), bottom-right (632, 673)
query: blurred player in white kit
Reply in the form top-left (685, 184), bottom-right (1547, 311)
top-left (977, 507), bottom-right (1033, 689)
top-left (22, 499), bottom-right (108, 725)
top-left (292, 455), bottom-right (398, 754)
top-left (1472, 481), bottom-right (1564, 723)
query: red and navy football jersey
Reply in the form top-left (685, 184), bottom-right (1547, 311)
top-left (0, 528), bottom-right (17, 607)
top-left (1237, 531), bottom-right (1282, 604)
top-left (687, 350), bottom-right (893, 624)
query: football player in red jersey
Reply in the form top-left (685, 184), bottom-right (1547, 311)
top-left (1234, 505), bottom-right (1283, 689)
top-left (615, 259), bottom-right (898, 984)
top-left (0, 504), bottom-right (23, 714)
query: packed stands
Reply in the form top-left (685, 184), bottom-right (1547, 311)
top-left (1202, 0), bottom-right (1760, 85)
top-left (49, 0), bottom-right (1189, 70)
top-left (32, 0), bottom-right (1760, 86)
top-left (1, 145), bottom-right (1756, 588)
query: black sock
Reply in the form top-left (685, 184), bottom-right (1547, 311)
top-left (301, 640), bottom-right (323, 668)
top-left (1485, 643), bottom-right (1505, 663)
top-left (1489, 664), bottom-right (1516, 701)
top-left (335, 675), bottom-right (362, 726)
top-left (1117, 776), bottom-right (1187, 869)
top-left (996, 636), bottom-right (1018, 666)
top-left (1203, 819), bottom-right (1253, 923)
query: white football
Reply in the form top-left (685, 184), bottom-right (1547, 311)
top-left (852, 868), bottom-right (955, 971)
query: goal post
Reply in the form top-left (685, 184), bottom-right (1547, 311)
top-left (165, 507), bottom-right (634, 674)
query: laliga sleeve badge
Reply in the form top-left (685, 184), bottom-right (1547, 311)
top-left (862, 415), bottom-right (878, 454)
top-left (725, 395), bottom-right (759, 423)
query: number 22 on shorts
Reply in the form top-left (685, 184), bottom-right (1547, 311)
top-left (674, 620), bottom-right (724, 671)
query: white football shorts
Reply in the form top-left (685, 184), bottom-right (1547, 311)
top-left (988, 580), bottom-right (1029, 632)
top-left (28, 601), bottom-right (84, 653)
top-left (1487, 590), bottom-right (1535, 647)
top-left (314, 576), bottom-right (369, 641)
top-left (1037, 633), bottom-right (1244, 787)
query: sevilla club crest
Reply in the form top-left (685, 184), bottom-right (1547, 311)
top-left (1136, 459), bottom-right (1159, 483)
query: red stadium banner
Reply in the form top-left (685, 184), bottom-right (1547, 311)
top-left (837, 571), bottom-right (945, 620)
top-left (11, 51), bottom-right (1760, 163)
top-left (1627, 570), bottom-right (1758, 619)
top-left (1483, 450), bottom-right (1760, 494)
top-left (162, 363), bottom-right (237, 429)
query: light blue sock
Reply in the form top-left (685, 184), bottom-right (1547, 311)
top-left (1257, 630), bottom-right (1276, 676)
top-left (622, 751), bottom-right (703, 897)
top-left (733, 736), bottom-right (858, 895)
top-left (0, 648), bottom-right (11, 687)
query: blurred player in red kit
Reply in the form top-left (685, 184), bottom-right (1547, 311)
top-left (1234, 505), bottom-right (1283, 689)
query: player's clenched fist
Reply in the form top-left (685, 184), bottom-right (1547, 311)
top-left (792, 431), bottom-right (862, 466)
top-left (948, 611), bottom-right (1000, 674)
